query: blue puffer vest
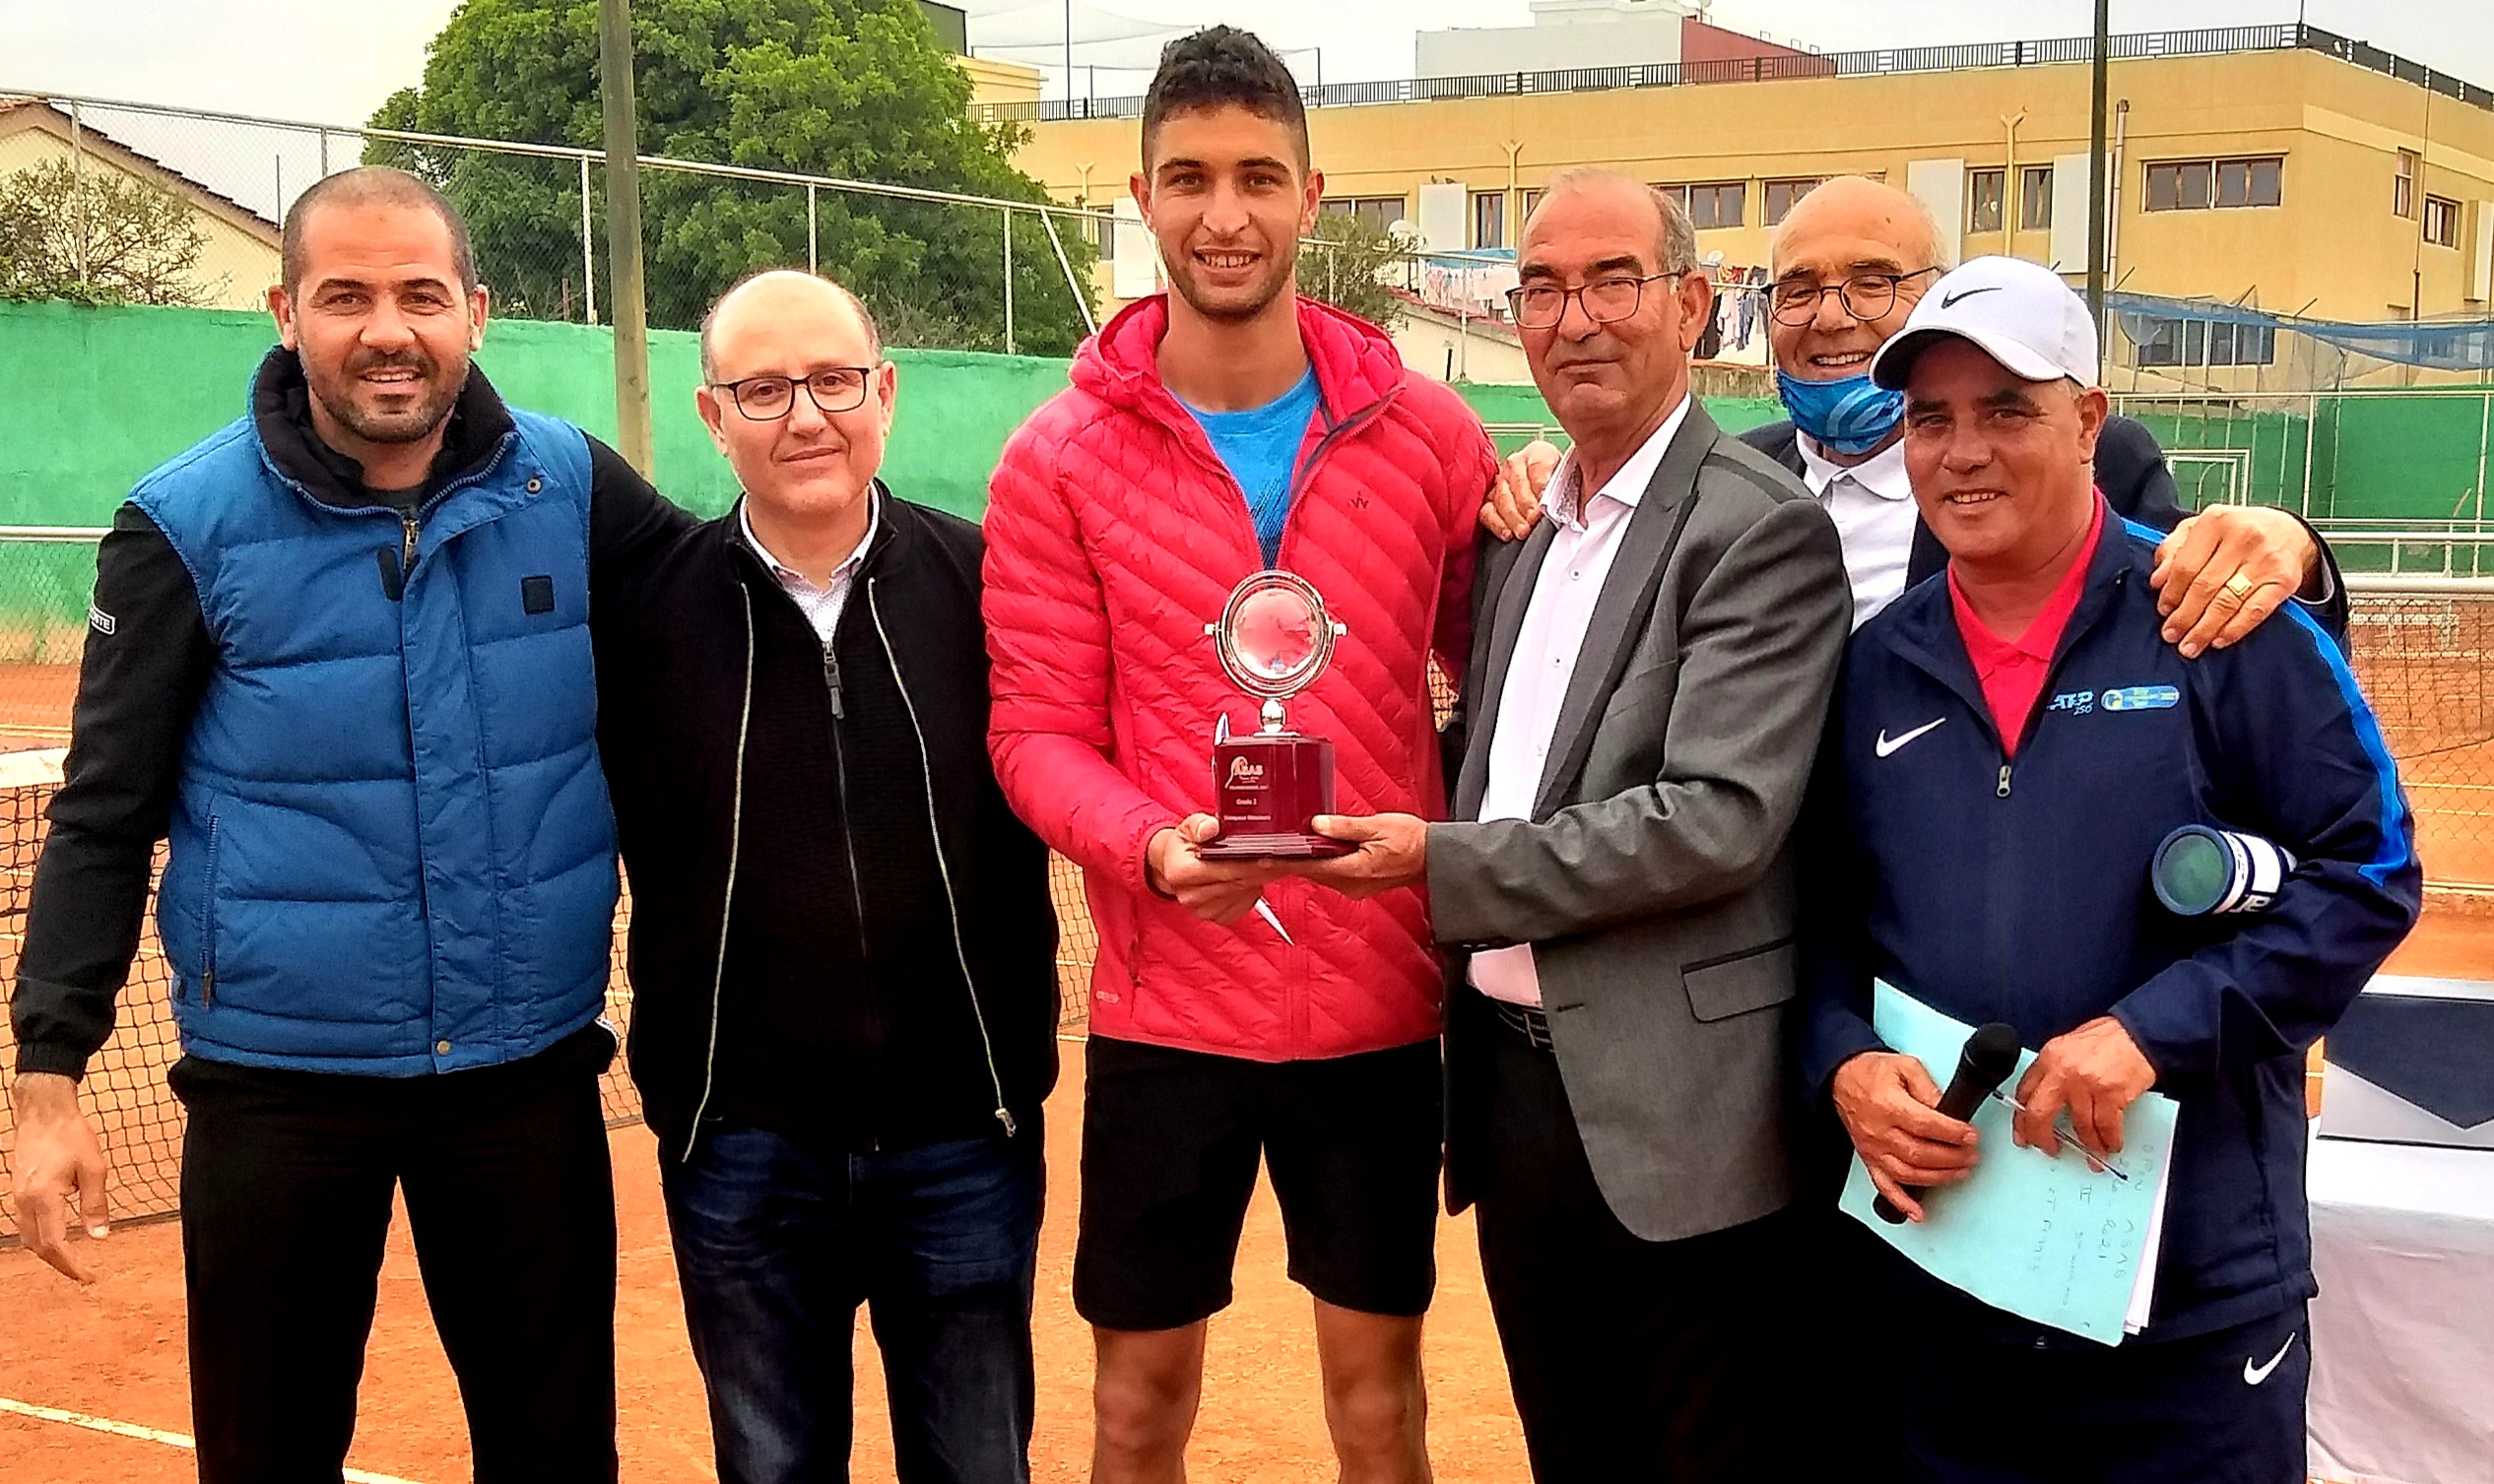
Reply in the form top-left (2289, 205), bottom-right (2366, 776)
top-left (132, 382), bottom-right (618, 1075)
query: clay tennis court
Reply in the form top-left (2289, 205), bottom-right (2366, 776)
top-left (0, 610), bottom-right (2487, 1481)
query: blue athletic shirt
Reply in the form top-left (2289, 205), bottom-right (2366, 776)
top-left (1181, 367), bottom-right (1320, 567)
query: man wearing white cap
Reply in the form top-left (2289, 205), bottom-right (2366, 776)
top-left (1798, 256), bottom-right (2418, 1481)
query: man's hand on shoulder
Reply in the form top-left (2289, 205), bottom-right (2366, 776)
top-left (1480, 441), bottom-right (1560, 543)
top-left (8, 1070), bottom-right (109, 1283)
top-left (2150, 506), bottom-right (2323, 658)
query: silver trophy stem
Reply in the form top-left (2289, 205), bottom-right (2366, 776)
top-left (1259, 697), bottom-right (1287, 734)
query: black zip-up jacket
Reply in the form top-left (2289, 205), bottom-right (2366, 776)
top-left (593, 489), bottom-right (1059, 1159)
top-left (10, 350), bottom-right (689, 1079)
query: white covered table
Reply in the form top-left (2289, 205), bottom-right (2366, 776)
top-left (2307, 1137), bottom-right (2494, 1484)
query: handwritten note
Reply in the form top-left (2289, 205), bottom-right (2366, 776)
top-left (1839, 982), bottom-right (2179, 1345)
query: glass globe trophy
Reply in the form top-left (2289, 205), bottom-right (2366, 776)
top-left (1199, 570), bottom-right (1353, 860)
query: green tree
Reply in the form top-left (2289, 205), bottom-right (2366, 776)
top-left (1296, 210), bottom-right (1406, 332)
top-left (367, 0), bottom-right (1095, 354)
top-left (0, 158), bottom-right (215, 306)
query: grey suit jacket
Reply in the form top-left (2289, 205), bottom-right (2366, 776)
top-left (1429, 401), bottom-right (1850, 1245)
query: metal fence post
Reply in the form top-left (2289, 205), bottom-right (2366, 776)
top-left (1003, 207), bottom-right (1015, 355)
top-left (807, 183), bottom-right (819, 274)
top-left (579, 155), bottom-right (598, 326)
top-left (67, 99), bottom-right (88, 285)
top-left (599, 0), bottom-right (655, 476)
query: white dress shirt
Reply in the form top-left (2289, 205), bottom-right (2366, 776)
top-left (1794, 431), bottom-right (1918, 629)
top-left (738, 491), bottom-right (881, 646)
top-left (1469, 395), bottom-right (1692, 1009)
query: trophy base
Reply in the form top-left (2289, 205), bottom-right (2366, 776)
top-left (1200, 832), bottom-right (1356, 861)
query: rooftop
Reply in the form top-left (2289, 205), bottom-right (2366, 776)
top-left (973, 22), bottom-right (2490, 125)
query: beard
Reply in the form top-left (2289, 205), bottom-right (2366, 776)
top-left (1165, 249), bottom-right (1295, 324)
top-left (308, 346), bottom-right (465, 446)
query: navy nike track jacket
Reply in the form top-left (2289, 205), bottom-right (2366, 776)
top-left (1800, 503), bottom-right (2421, 1343)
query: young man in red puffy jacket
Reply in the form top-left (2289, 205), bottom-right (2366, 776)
top-left (982, 27), bottom-right (1498, 1484)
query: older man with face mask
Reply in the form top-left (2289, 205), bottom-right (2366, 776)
top-left (594, 269), bottom-right (1060, 1484)
top-left (1496, 176), bottom-right (2343, 651)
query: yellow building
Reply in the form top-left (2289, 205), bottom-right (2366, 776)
top-left (0, 97), bottom-right (281, 311)
top-left (1000, 26), bottom-right (2494, 389)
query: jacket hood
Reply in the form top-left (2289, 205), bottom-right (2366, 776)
top-left (1071, 293), bottom-right (1411, 427)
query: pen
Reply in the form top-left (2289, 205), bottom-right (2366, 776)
top-left (1987, 1089), bottom-right (2131, 1180)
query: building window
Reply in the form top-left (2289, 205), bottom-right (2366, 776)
top-left (1967, 168), bottom-right (2006, 232)
top-left (2020, 166), bottom-right (2054, 230)
top-left (1521, 187), bottom-right (1543, 224)
top-left (1661, 181), bottom-right (1746, 230)
top-left (2396, 149), bottom-right (2420, 218)
top-left (1321, 196), bottom-right (1408, 234)
top-left (2132, 318), bottom-right (2277, 368)
top-left (2426, 195), bottom-right (2461, 248)
top-left (1472, 190), bottom-right (1507, 250)
top-left (2145, 157), bottom-right (2281, 212)
top-left (1763, 177), bottom-right (1822, 226)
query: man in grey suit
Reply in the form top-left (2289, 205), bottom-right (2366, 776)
top-left (1296, 168), bottom-right (1850, 1481)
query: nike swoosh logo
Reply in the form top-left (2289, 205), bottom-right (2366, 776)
top-left (2244, 1333), bottom-right (2297, 1386)
top-left (1874, 718), bottom-right (1946, 757)
top-left (1941, 285), bottom-right (2003, 308)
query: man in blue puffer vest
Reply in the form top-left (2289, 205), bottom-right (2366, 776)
top-left (6, 167), bottom-right (689, 1481)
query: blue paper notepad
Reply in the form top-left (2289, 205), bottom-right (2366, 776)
top-left (1839, 982), bottom-right (2179, 1345)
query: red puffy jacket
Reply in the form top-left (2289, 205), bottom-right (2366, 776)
top-left (983, 295), bottom-right (1495, 1062)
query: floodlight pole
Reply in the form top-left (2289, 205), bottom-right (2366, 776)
top-left (2086, 0), bottom-right (2110, 351)
top-left (599, 0), bottom-right (655, 478)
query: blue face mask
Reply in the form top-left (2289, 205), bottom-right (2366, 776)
top-left (1775, 369), bottom-right (1906, 458)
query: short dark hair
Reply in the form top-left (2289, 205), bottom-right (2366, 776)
top-left (282, 166), bottom-right (477, 295)
top-left (1141, 26), bottom-right (1309, 170)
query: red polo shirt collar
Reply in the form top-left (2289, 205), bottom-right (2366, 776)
top-left (1946, 496), bottom-right (2106, 757)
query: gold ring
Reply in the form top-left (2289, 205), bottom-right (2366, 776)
top-left (2222, 572), bottom-right (2257, 601)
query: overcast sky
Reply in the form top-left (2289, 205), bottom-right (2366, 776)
top-left (3, 0), bottom-right (2487, 130)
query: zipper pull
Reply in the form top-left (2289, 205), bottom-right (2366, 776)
top-left (1997, 763), bottom-right (2013, 799)
top-left (202, 970), bottom-right (216, 1005)
top-left (821, 646), bottom-right (845, 719)
top-left (995, 1105), bottom-right (1018, 1137)
top-left (400, 513), bottom-right (420, 577)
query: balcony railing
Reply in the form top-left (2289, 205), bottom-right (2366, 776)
top-left (973, 23), bottom-right (2493, 125)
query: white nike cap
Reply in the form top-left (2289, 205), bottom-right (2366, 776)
top-left (1869, 255), bottom-right (2100, 391)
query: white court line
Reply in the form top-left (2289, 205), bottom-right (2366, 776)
top-left (0, 1395), bottom-right (426, 1484)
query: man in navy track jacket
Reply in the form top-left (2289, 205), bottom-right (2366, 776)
top-left (1800, 257), bottom-right (2420, 1484)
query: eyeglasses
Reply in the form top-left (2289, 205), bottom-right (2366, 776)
top-left (1504, 272), bottom-right (1684, 331)
top-left (1768, 268), bottom-right (1940, 327)
top-left (710, 367), bottom-right (874, 420)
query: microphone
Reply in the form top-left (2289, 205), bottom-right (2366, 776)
top-left (1875, 1020), bottom-right (2023, 1224)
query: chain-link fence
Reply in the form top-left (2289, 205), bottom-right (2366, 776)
top-left (0, 515), bottom-right (2478, 1242)
top-left (1, 91), bottom-right (1105, 355)
top-left (2111, 391), bottom-right (2494, 578)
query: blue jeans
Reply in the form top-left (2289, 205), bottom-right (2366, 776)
top-left (661, 1121), bottom-right (1042, 1484)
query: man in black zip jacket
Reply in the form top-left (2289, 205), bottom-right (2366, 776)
top-left (593, 269), bottom-right (1059, 1484)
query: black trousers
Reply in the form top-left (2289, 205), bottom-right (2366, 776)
top-left (169, 1026), bottom-right (619, 1484)
top-left (1470, 1018), bottom-right (1799, 1484)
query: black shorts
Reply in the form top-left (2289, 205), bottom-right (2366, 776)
top-left (1074, 1035), bottom-right (1442, 1331)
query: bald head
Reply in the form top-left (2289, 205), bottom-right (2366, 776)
top-left (1770, 175), bottom-right (1948, 278)
top-left (699, 269), bottom-right (884, 383)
